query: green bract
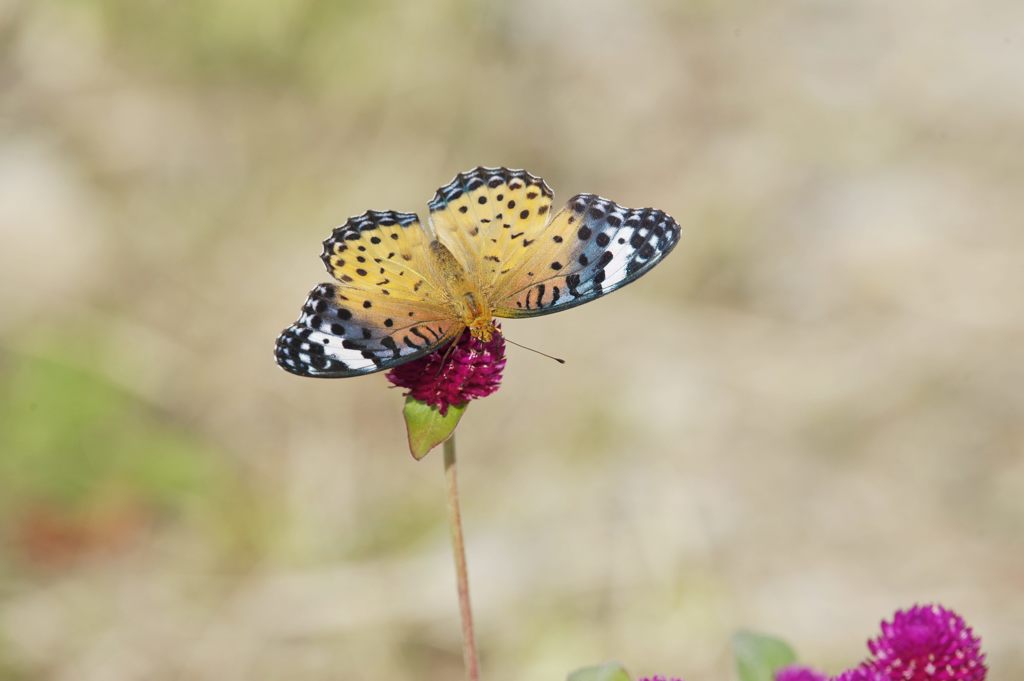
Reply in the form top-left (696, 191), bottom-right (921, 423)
top-left (402, 397), bottom-right (467, 460)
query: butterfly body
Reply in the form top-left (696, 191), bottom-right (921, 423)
top-left (276, 167), bottom-right (680, 378)
top-left (428, 239), bottom-right (495, 342)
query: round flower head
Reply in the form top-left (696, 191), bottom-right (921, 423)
top-left (638, 677), bottom-right (684, 681)
top-left (387, 325), bottom-right (506, 415)
top-left (831, 665), bottom-right (890, 681)
top-left (776, 665), bottom-right (828, 681)
top-left (866, 604), bottom-right (986, 681)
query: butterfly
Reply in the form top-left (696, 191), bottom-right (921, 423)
top-left (275, 167), bottom-right (681, 377)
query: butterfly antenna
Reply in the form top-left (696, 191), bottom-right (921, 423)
top-left (504, 337), bottom-right (566, 364)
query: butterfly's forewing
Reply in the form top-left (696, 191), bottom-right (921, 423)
top-left (321, 210), bottom-right (446, 302)
top-left (427, 167), bottom-right (554, 296)
top-left (489, 194), bottom-right (681, 317)
top-left (275, 210), bottom-right (460, 377)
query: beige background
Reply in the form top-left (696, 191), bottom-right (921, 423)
top-left (1, 1), bottom-right (1021, 679)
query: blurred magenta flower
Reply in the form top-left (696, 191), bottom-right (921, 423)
top-left (865, 604), bottom-right (986, 681)
top-left (638, 677), bottom-right (684, 681)
top-left (387, 325), bottom-right (506, 415)
top-left (769, 604), bottom-right (986, 681)
top-left (831, 666), bottom-right (889, 681)
top-left (776, 665), bottom-right (828, 681)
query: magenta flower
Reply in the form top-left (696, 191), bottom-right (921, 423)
top-left (831, 666), bottom-right (890, 681)
top-left (386, 325), bottom-right (506, 415)
top-left (776, 665), bottom-right (828, 681)
top-left (865, 604), bottom-right (986, 681)
top-left (638, 677), bottom-right (684, 681)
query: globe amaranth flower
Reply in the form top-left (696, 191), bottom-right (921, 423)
top-left (638, 677), bottom-right (684, 681)
top-left (776, 665), bottom-right (828, 681)
top-left (865, 604), bottom-right (986, 681)
top-left (831, 665), bottom-right (889, 681)
top-left (775, 659), bottom-right (887, 681)
top-left (387, 325), bottom-right (506, 415)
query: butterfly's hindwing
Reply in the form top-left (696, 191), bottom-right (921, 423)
top-left (321, 210), bottom-right (450, 304)
top-left (490, 193), bottom-right (681, 317)
top-left (275, 283), bottom-right (458, 377)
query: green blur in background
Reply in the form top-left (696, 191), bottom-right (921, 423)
top-left (1, 1), bottom-right (1022, 679)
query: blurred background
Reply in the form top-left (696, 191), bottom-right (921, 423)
top-left (1, 1), bottom-right (1022, 679)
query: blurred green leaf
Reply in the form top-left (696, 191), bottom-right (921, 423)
top-left (732, 630), bottom-right (797, 681)
top-left (567, 662), bottom-right (631, 681)
top-left (0, 353), bottom-right (265, 567)
top-left (0, 355), bottom-right (217, 510)
top-left (402, 398), bottom-right (466, 460)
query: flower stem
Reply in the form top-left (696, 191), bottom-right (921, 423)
top-left (444, 434), bottom-right (480, 681)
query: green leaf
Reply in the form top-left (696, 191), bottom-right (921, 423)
top-left (402, 397), bottom-right (466, 460)
top-left (566, 662), bottom-right (631, 681)
top-left (732, 630), bottom-right (797, 681)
